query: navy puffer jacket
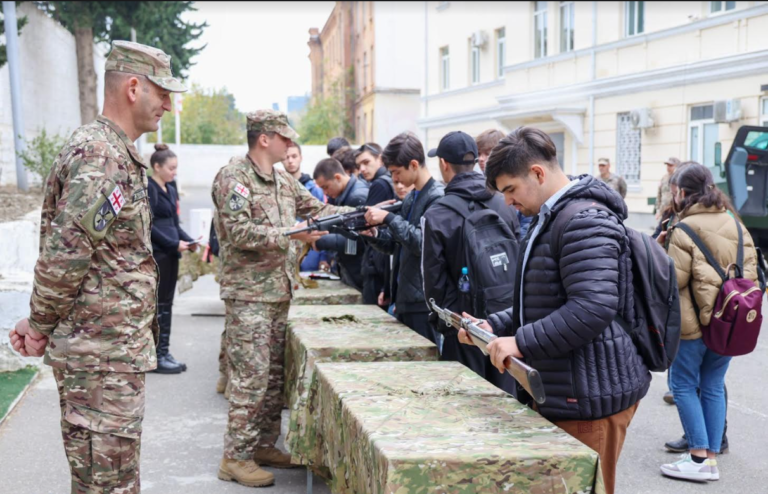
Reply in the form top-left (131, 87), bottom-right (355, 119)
top-left (488, 175), bottom-right (650, 421)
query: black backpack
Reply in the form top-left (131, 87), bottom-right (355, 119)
top-left (439, 195), bottom-right (519, 317)
top-left (552, 201), bottom-right (681, 372)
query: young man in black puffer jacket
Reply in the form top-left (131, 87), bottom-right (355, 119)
top-left (459, 127), bottom-right (650, 494)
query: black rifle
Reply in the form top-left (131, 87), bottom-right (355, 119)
top-left (283, 201), bottom-right (402, 238)
top-left (429, 299), bottom-right (546, 404)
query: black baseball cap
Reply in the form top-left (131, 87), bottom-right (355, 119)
top-left (428, 131), bottom-right (478, 165)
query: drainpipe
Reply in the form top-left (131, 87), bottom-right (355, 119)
top-left (588, 1), bottom-right (597, 177)
top-left (3, 1), bottom-right (28, 191)
top-left (423, 1), bottom-right (429, 145)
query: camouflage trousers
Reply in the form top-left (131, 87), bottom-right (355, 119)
top-left (53, 369), bottom-right (145, 494)
top-left (219, 329), bottom-right (229, 377)
top-left (223, 299), bottom-right (290, 460)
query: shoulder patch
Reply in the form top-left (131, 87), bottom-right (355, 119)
top-left (234, 182), bottom-right (250, 199)
top-left (107, 185), bottom-right (126, 214)
top-left (79, 184), bottom-right (124, 241)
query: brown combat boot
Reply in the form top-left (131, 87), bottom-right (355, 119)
top-left (253, 447), bottom-right (298, 469)
top-left (216, 373), bottom-right (227, 394)
top-left (218, 459), bottom-right (275, 487)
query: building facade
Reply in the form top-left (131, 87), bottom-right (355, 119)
top-left (419, 1), bottom-right (768, 221)
top-left (309, 1), bottom-right (423, 145)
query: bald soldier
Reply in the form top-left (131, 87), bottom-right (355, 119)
top-left (212, 110), bottom-right (353, 488)
top-left (9, 41), bottom-right (186, 493)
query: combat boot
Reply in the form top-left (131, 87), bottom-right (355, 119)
top-left (253, 447), bottom-right (298, 469)
top-left (218, 459), bottom-right (274, 487)
top-left (216, 373), bottom-right (228, 394)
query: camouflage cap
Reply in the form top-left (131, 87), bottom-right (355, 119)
top-left (246, 109), bottom-right (299, 141)
top-left (105, 40), bottom-right (187, 93)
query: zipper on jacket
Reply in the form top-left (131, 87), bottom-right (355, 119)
top-left (714, 285), bottom-right (761, 318)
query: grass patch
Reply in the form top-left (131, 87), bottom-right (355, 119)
top-left (0, 367), bottom-right (38, 420)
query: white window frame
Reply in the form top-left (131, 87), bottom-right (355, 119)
top-left (534, 1), bottom-right (548, 59)
top-left (496, 27), bottom-right (506, 79)
top-left (624, 1), bottom-right (645, 37)
top-left (560, 1), bottom-right (575, 53)
top-left (688, 104), bottom-right (719, 167)
top-left (709, 1), bottom-right (736, 15)
top-left (470, 44), bottom-right (480, 85)
top-left (761, 97), bottom-right (768, 127)
top-left (440, 46), bottom-right (450, 91)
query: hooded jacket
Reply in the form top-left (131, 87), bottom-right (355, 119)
top-left (361, 167), bottom-right (397, 278)
top-left (487, 175), bottom-right (650, 421)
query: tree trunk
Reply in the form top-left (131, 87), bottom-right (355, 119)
top-left (74, 27), bottom-right (98, 124)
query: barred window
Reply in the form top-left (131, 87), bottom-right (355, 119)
top-left (616, 112), bottom-right (641, 184)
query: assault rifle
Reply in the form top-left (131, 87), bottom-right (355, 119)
top-left (283, 201), bottom-right (402, 238)
top-left (429, 299), bottom-right (546, 404)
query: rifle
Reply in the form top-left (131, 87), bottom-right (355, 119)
top-left (429, 299), bottom-right (546, 404)
top-left (283, 201), bottom-right (403, 238)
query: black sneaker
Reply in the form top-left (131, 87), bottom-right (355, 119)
top-left (665, 436), bottom-right (688, 453)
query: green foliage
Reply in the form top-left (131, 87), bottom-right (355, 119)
top-left (147, 84), bottom-right (246, 145)
top-left (18, 128), bottom-right (67, 180)
top-left (0, 2), bottom-right (28, 69)
top-left (0, 367), bottom-right (38, 421)
top-left (297, 77), bottom-right (355, 145)
top-left (34, 1), bottom-right (206, 77)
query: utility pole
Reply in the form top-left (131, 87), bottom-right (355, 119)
top-left (3, 1), bottom-right (28, 191)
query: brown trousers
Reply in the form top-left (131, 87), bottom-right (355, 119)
top-left (555, 401), bottom-right (640, 494)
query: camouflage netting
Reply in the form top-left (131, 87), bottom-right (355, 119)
top-left (177, 250), bottom-right (218, 294)
top-left (312, 361), bottom-right (605, 494)
top-left (291, 278), bottom-right (363, 305)
top-left (283, 318), bottom-right (438, 467)
top-left (287, 304), bottom-right (396, 323)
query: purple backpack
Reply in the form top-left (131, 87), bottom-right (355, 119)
top-left (675, 218), bottom-right (762, 356)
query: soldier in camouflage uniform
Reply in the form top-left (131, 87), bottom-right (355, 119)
top-left (9, 41), bottom-right (186, 494)
top-left (597, 157), bottom-right (628, 199)
top-left (212, 110), bottom-right (353, 488)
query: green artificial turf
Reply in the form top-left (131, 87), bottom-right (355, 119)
top-left (0, 367), bottom-right (38, 421)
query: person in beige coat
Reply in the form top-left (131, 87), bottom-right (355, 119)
top-left (660, 163), bottom-right (758, 483)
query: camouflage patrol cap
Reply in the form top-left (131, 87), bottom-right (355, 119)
top-left (246, 109), bottom-right (300, 141)
top-left (105, 40), bottom-right (187, 93)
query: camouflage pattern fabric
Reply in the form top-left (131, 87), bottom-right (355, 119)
top-left (312, 362), bottom-right (605, 494)
top-left (288, 304), bottom-right (397, 324)
top-left (211, 154), bottom-right (352, 303)
top-left (292, 277), bottom-right (364, 305)
top-left (223, 299), bottom-right (291, 460)
top-left (246, 109), bottom-right (299, 140)
top-left (657, 173), bottom-right (673, 213)
top-left (54, 368), bottom-right (145, 494)
top-left (283, 319), bottom-right (437, 467)
top-left (29, 115), bottom-right (158, 373)
top-left (105, 40), bottom-right (187, 93)
top-left (599, 173), bottom-right (627, 199)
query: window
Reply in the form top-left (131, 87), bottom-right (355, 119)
top-left (560, 1), bottom-right (574, 53)
top-left (689, 104), bottom-right (719, 167)
top-left (534, 1), bottom-right (548, 58)
top-left (617, 112), bottom-right (642, 184)
top-left (496, 27), bottom-right (506, 79)
top-left (470, 43), bottom-right (480, 85)
top-left (710, 1), bottom-right (736, 14)
top-left (762, 98), bottom-right (768, 127)
top-left (625, 1), bottom-right (644, 37)
top-left (440, 46), bottom-right (450, 91)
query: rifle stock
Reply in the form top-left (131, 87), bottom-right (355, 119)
top-left (429, 299), bottom-right (546, 405)
top-left (283, 201), bottom-right (402, 237)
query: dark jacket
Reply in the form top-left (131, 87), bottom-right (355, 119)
top-left (487, 175), bottom-right (650, 421)
top-left (361, 167), bottom-right (396, 279)
top-left (148, 178), bottom-right (193, 260)
top-left (298, 173), bottom-right (325, 202)
top-left (314, 174), bottom-right (369, 290)
top-left (366, 176), bottom-right (444, 314)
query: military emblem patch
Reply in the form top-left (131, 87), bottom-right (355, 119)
top-left (93, 200), bottom-right (116, 232)
top-left (229, 192), bottom-right (246, 212)
top-left (79, 184), bottom-right (123, 241)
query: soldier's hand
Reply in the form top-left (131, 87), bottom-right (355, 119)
top-left (487, 337), bottom-right (523, 374)
top-left (365, 207), bottom-right (389, 226)
top-left (24, 333), bottom-right (48, 357)
top-left (291, 229), bottom-right (328, 244)
top-left (10, 319), bottom-right (29, 355)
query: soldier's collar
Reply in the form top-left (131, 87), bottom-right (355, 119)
top-left (97, 115), bottom-right (149, 169)
top-left (245, 153), bottom-right (275, 182)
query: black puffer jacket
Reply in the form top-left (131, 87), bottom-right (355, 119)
top-left (148, 179), bottom-right (193, 260)
top-left (366, 177), bottom-right (444, 314)
top-left (488, 175), bottom-right (650, 421)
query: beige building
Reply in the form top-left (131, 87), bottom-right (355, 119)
top-left (419, 1), bottom-right (768, 222)
top-left (309, 2), bottom-right (423, 144)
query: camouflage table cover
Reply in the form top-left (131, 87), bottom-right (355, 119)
top-left (284, 319), bottom-right (438, 468)
top-left (313, 361), bottom-right (605, 494)
top-left (288, 304), bottom-right (397, 323)
top-left (292, 273), bottom-right (363, 305)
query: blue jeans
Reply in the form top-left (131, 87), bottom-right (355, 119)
top-left (669, 338), bottom-right (731, 452)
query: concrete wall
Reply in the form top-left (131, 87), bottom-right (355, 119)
top-left (0, 3), bottom-right (106, 186)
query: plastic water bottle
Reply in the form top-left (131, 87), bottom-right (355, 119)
top-left (458, 267), bottom-right (471, 293)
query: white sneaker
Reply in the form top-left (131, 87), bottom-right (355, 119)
top-left (707, 458), bottom-right (719, 481)
top-left (660, 453), bottom-right (711, 482)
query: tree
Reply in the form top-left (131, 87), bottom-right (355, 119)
top-left (34, 1), bottom-right (206, 124)
top-left (297, 77), bottom-right (355, 145)
top-left (147, 84), bottom-right (245, 145)
top-left (0, 2), bottom-right (27, 69)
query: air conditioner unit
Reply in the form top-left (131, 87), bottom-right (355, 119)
top-left (471, 31), bottom-right (488, 48)
top-left (630, 108), bottom-right (654, 129)
top-left (713, 99), bottom-right (742, 123)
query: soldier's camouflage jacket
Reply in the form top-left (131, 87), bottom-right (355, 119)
top-left (211, 155), bottom-right (351, 303)
top-left (29, 115), bottom-right (158, 373)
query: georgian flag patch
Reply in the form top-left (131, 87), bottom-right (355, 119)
top-left (108, 186), bottom-right (125, 214)
top-left (234, 183), bottom-right (250, 199)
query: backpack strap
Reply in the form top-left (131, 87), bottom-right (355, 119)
top-left (673, 222), bottom-right (728, 282)
top-left (438, 194), bottom-right (490, 218)
top-left (551, 201), bottom-right (613, 259)
top-left (734, 217), bottom-right (745, 278)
